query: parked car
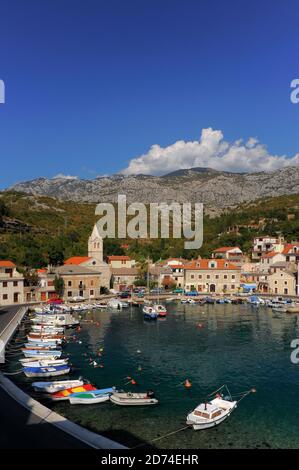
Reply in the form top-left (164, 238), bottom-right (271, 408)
top-left (172, 288), bottom-right (184, 294)
top-left (185, 290), bottom-right (198, 296)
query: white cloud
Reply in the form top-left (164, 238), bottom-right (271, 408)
top-left (52, 174), bottom-right (78, 180)
top-left (121, 128), bottom-right (299, 175)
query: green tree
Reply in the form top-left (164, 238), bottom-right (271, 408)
top-left (54, 276), bottom-right (64, 298)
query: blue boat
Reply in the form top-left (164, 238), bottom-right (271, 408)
top-left (23, 364), bottom-right (70, 377)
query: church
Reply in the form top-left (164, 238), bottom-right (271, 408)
top-left (55, 223), bottom-right (111, 299)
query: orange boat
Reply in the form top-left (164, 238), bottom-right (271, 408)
top-left (51, 383), bottom-right (96, 401)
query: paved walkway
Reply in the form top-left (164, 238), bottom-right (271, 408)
top-left (0, 305), bottom-right (90, 449)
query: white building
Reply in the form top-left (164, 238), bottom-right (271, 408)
top-left (0, 261), bottom-right (24, 306)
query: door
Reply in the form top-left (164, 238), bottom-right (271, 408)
top-left (13, 293), bottom-right (19, 303)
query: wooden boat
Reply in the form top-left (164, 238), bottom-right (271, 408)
top-left (69, 387), bottom-right (114, 405)
top-left (27, 333), bottom-right (64, 342)
top-left (272, 305), bottom-right (287, 313)
top-left (32, 379), bottom-right (84, 393)
top-left (110, 391), bottom-right (158, 406)
top-left (23, 364), bottom-right (70, 378)
top-left (51, 383), bottom-right (96, 401)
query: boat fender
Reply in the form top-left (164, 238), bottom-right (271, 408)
top-left (131, 379), bottom-right (136, 385)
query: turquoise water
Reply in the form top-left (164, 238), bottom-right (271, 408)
top-left (8, 303), bottom-right (299, 448)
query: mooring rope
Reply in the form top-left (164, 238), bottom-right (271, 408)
top-left (132, 425), bottom-right (190, 449)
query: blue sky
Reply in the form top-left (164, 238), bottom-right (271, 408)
top-left (0, 0), bottom-right (298, 187)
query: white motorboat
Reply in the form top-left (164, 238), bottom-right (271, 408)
top-left (23, 349), bottom-right (62, 358)
top-left (186, 384), bottom-right (255, 430)
top-left (31, 379), bottom-right (84, 393)
top-left (187, 397), bottom-right (237, 430)
top-left (142, 305), bottom-right (158, 319)
top-left (110, 391), bottom-right (158, 406)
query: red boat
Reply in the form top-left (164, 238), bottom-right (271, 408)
top-left (51, 383), bottom-right (96, 401)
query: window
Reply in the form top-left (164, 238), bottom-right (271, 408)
top-left (3, 294), bottom-right (8, 300)
top-left (224, 275), bottom-right (227, 279)
top-left (90, 290), bottom-right (94, 296)
top-left (68, 281), bottom-right (72, 287)
top-left (198, 274), bottom-right (202, 279)
top-left (232, 275), bottom-right (235, 280)
top-left (215, 274), bottom-right (219, 279)
top-left (231, 285), bottom-right (235, 290)
top-left (2, 281), bottom-right (7, 288)
top-left (67, 291), bottom-right (72, 297)
top-left (13, 281), bottom-right (18, 287)
top-left (190, 274), bottom-right (194, 279)
top-left (207, 275), bottom-right (210, 279)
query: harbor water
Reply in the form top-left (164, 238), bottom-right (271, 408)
top-left (7, 302), bottom-right (299, 448)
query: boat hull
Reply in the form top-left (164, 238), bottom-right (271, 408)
top-left (32, 379), bottom-right (84, 393)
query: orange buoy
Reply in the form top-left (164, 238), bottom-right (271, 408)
top-left (184, 379), bottom-right (192, 388)
top-left (131, 379), bottom-right (137, 385)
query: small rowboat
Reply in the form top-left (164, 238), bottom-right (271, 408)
top-left (31, 325), bottom-right (64, 333)
top-left (51, 383), bottom-right (96, 401)
top-left (69, 387), bottom-right (115, 405)
top-left (23, 364), bottom-right (70, 378)
top-left (27, 334), bottom-right (64, 343)
top-left (22, 349), bottom-right (62, 358)
top-left (19, 358), bottom-right (68, 367)
top-left (24, 342), bottom-right (60, 349)
top-left (32, 379), bottom-right (84, 393)
top-left (110, 391), bottom-right (158, 406)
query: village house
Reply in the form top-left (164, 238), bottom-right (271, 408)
top-left (259, 251), bottom-right (286, 273)
top-left (281, 243), bottom-right (299, 264)
top-left (107, 255), bottom-right (135, 269)
top-left (212, 247), bottom-right (245, 267)
top-left (0, 261), bottom-right (24, 306)
top-left (184, 259), bottom-right (241, 294)
top-left (251, 236), bottom-right (285, 260)
top-left (24, 269), bottom-right (57, 303)
top-left (110, 267), bottom-right (139, 291)
top-left (54, 264), bottom-right (105, 300)
top-left (267, 269), bottom-right (296, 296)
top-left (106, 255), bottom-right (138, 291)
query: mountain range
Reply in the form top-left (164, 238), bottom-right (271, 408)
top-left (7, 166), bottom-right (299, 214)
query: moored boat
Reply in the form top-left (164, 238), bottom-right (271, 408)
top-left (51, 383), bottom-right (96, 401)
top-left (23, 364), bottom-right (70, 378)
top-left (32, 379), bottom-right (84, 393)
top-left (69, 387), bottom-right (115, 405)
top-left (153, 304), bottom-right (168, 317)
top-left (19, 358), bottom-right (68, 367)
top-left (110, 390), bottom-right (158, 406)
top-left (142, 305), bottom-right (158, 320)
top-left (22, 349), bottom-right (62, 358)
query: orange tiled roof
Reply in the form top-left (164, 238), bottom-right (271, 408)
top-left (213, 246), bottom-right (241, 253)
top-left (64, 256), bottom-right (92, 265)
top-left (261, 251), bottom-right (278, 259)
top-left (0, 260), bottom-right (16, 268)
top-left (184, 259), bottom-right (239, 270)
top-left (107, 255), bottom-right (131, 261)
top-left (282, 243), bottom-right (299, 255)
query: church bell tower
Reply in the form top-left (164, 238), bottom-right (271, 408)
top-left (88, 223), bottom-right (103, 263)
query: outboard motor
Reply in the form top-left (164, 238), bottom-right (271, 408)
top-left (147, 390), bottom-right (155, 398)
